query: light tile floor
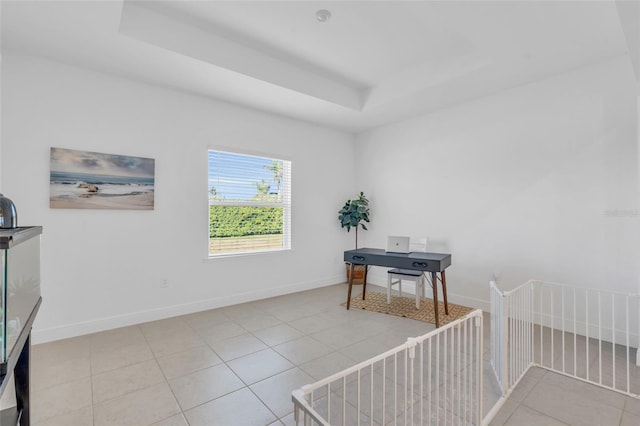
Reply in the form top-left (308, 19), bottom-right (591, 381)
top-left (24, 284), bottom-right (448, 426)
top-left (3, 283), bottom-right (637, 425)
top-left (488, 367), bottom-right (640, 426)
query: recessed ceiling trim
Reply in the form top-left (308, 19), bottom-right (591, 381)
top-left (364, 53), bottom-right (492, 110)
top-left (119, 1), bottom-right (364, 110)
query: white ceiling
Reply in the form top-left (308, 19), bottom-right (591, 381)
top-left (1, 0), bottom-right (636, 133)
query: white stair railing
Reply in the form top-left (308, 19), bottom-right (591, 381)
top-left (490, 280), bottom-right (640, 401)
top-left (292, 310), bottom-right (484, 425)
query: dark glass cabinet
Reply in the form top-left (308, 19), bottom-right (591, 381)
top-left (0, 226), bottom-right (42, 425)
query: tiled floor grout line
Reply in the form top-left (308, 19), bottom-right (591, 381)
top-left (170, 318), bottom-right (238, 424)
top-left (137, 324), bottom-right (185, 426)
top-left (516, 401), bottom-right (571, 426)
top-left (175, 312), bottom-right (318, 425)
top-left (88, 332), bottom-right (96, 426)
top-left (203, 337), bottom-right (288, 425)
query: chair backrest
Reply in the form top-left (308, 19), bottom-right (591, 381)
top-left (410, 237), bottom-right (428, 252)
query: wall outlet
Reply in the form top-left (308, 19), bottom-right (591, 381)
top-left (160, 279), bottom-right (168, 288)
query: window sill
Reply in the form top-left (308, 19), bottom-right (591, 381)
top-left (204, 248), bottom-right (292, 261)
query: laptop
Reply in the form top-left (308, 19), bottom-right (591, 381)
top-left (385, 236), bottom-right (411, 253)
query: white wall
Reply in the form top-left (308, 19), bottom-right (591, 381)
top-left (1, 53), bottom-right (356, 343)
top-left (3, 52), bottom-right (636, 343)
top-left (356, 57), bottom-right (639, 309)
top-left (0, 3), bottom-right (3, 191)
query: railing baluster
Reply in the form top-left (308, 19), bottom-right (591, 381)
top-left (527, 284), bottom-right (531, 368)
top-left (449, 326), bottom-right (454, 424)
top-left (444, 328), bottom-right (448, 425)
top-left (612, 293), bottom-right (616, 389)
top-left (626, 296), bottom-right (630, 393)
top-left (540, 283), bottom-right (543, 366)
top-left (324, 386), bottom-right (328, 424)
top-left (436, 332), bottom-right (440, 425)
top-left (599, 291), bottom-right (602, 384)
top-left (409, 343), bottom-right (414, 426)
top-left (357, 369), bottom-right (361, 425)
top-left (382, 356), bottom-right (386, 425)
top-left (573, 287), bottom-right (577, 376)
top-left (463, 319), bottom-right (468, 425)
top-left (457, 323), bottom-right (461, 425)
top-left (394, 352), bottom-right (397, 425)
top-left (343, 376), bottom-right (347, 426)
top-left (428, 338), bottom-right (432, 426)
top-left (403, 349), bottom-right (407, 425)
top-left (477, 314), bottom-right (483, 426)
top-left (370, 364), bottom-right (373, 426)
top-left (516, 291), bottom-right (521, 383)
top-left (551, 286), bottom-right (555, 371)
top-left (562, 286), bottom-right (566, 373)
top-left (310, 390), bottom-right (314, 426)
top-left (586, 289), bottom-right (590, 381)
top-left (509, 293), bottom-right (514, 388)
top-left (419, 341), bottom-right (424, 426)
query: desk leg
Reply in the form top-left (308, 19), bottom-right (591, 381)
top-left (431, 272), bottom-right (439, 328)
top-left (441, 271), bottom-right (449, 315)
top-left (346, 263), bottom-right (355, 310)
top-left (362, 266), bottom-right (368, 300)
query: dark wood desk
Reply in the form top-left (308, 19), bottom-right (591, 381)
top-left (344, 248), bottom-right (452, 327)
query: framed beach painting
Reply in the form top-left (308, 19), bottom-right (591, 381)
top-left (49, 147), bottom-right (155, 210)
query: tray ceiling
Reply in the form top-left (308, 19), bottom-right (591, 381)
top-left (1, 1), bottom-right (635, 133)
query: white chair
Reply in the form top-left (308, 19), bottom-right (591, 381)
top-left (387, 237), bottom-right (428, 309)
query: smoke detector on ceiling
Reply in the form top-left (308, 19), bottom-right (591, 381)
top-left (316, 9), bottom-right (331, 23)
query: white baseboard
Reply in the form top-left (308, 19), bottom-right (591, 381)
top-left (32, 275), bottom-right (345, 344)
top-left (33, 273), bottom-right (492, 344)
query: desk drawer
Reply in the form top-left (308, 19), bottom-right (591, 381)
top-left (344, 251), bottom-right (448, 272)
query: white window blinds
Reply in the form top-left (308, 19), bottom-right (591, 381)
top-left (208, 149), bottom-right (291, 256)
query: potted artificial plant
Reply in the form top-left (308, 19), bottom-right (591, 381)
top-left (338, 192), bottom-right (370, 283)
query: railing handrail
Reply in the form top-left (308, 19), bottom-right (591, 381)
top-left (489, 280), bottom-right (505, 296)
top-left (491, 279), bottom-right (535, 297)
top-left (495, 279), bottom-right (639, 298)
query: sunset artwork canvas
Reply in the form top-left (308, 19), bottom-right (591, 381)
top-left (49, 147), bottom-right (155, 210)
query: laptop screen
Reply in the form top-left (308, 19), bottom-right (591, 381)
top-left (386, 236), bottom-right (410, 253)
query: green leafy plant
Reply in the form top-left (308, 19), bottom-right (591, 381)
top-left (210, 206), bottom-right (282, 238)
top-left (338, 192), bottom-right (370, 249)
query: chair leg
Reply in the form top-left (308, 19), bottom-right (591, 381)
top-left (416, 275), bottom-right (427, 309)
top-left (387, 275), bottom-right (392, 304)
top-left (399, 281), bottom-right (402, 298)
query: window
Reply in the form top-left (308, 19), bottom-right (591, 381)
top-left (208, 149), bottom-right (291, 256)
